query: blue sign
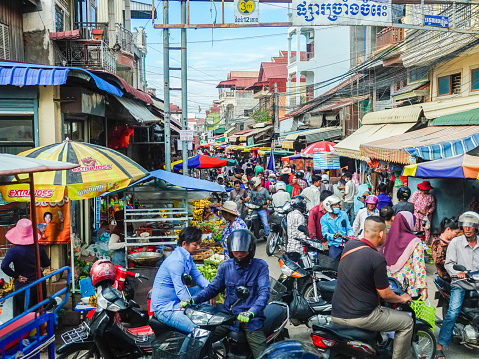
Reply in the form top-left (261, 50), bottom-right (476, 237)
top-left (424, 15), bottom-right (449, 28)
top-left (95, 197), bottom-right (101, 231)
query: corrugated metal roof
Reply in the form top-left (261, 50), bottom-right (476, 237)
top-left (284, 126), bottom-right (342, 141)
top-left (361, 105), bottom-right (423, 125)
top-left (392, 81), bottom-right (429, 96)
top-left (0, 61), bottom-right (123, 97)
top-left (432, 109), bottom-right (479, 126)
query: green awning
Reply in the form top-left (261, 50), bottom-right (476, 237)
top-left (212, 156), bottom-right (237, 166)
top-left (432, 108), bottom-right (479, 126)
top-left (215, 137), bottom-right (225, 142)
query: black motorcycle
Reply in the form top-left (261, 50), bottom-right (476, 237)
top-left (244, 202), bottom-right (268, 242)
top-left (434, 264), bottom-right (479, 349)
top-left (310, 278), bottom-right (437, 359)
top-left (266, 202), bottom-right (291, 256)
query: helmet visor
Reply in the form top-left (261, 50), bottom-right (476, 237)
top-left (459, 221), bottom-right (479, 229)
top-left (229, 230), bottom-right (252, 252)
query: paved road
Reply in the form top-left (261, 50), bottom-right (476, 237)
top-left (256, 240), bottom-right (477, 358)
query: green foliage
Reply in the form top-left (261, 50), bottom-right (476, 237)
top-left (252, 110), bottom-right (271, 123)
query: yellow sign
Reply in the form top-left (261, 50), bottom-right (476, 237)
top-left (238, 0), bottom-right (255, 14)
top-left (234, 0), bottom-right (259, 23)
top-left (282, 141), bottom-right (295, 149)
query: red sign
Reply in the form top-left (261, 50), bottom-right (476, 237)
top-left (8, 189), bottom-right (55, 198)
top-left (72, 164), bottom-right (112, 172)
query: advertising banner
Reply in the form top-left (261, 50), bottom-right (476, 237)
top-left (36, 196), bottom-right (71, 245)
top-left (292, 0), bottom-right (392, 26)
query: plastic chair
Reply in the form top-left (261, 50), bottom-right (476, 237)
top-left (79, 277), bottom-right (95, 298)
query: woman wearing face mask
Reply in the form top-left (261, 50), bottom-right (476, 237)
top-left (265, 173), bottom-right (277, 194)
top-left (352, 195), bottom-right (379, 237)
top-left (431, 217), bottom-right (461, 282)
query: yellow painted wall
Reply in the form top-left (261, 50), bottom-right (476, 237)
top-left (38, 86), bottom-right (62, 145)
top-left (431, 47), bottom-right (479, 101)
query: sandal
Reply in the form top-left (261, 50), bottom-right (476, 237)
top-left (435, 349), bottom-right (446, 359)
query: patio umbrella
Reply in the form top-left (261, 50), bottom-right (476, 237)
top-left (301, 141), bottom-right (336, 156)
top-left (0, 139), bottom-right (148, 202)
top-left (171, 154), bottom-right (232, 170)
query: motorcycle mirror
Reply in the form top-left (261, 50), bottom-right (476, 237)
top-left (181, 273), bottom-right (193, 286)
top-left (298, 225), bottom-right (308, 235)
top-left (402, 278), bottom-right (409, 291)
top-left (235, 286), bottom-right (250, 299)
top-left (453, 264), bottom-right (467, 272)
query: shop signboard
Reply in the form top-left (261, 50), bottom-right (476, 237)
top-left (234, 0), bottom-right (259, 23)
top-left (424, 15), bottom-right (449, 28)
top-left (292, 0), bottom-right (392, 26)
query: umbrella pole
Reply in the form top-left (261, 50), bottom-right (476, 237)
top-left (29, 173), bottom-right (43, 305)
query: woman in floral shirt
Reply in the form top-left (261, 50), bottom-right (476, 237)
top-left (431, 217), bottom-right (461, 281)
top-left (410, 181), bottom-right (436, 244)
top-left (219, 201), bottom-right (247, 256)
top-left (381, 211), bottom-right (428, 299)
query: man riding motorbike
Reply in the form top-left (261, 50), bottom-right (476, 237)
top-left (320, 195), bottom-right (354, 260)
top-left (272, 181), bottom-right (290, 208)
top-left (248, 177), bottom-right (272, 237)
top-left (436, 211), bottom-right (479, 359)
top-left (331, 216), bottom-right (413, 359)
top-left (150, 227), bottom-right (210, 334)
top-left (392, 186), bottom-right (415, 214)
top-left (286, 196), bottom-right (308, 262)
top-left (183, 229), bottom-right (270, 358)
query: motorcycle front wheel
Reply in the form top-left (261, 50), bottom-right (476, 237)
top-left (266, 232), bottom-right (280, 256)
top-left (411, 328), bottom-right (436, 359)
top-left (56, 345), bottom-right (100, 359)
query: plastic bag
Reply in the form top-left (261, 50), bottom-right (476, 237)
top-left (289, 289), bottom-right (314, 320)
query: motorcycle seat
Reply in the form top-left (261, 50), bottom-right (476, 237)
top-left (318, 280), bottom-right (337, 294)
top-left (326, 323), bottom-right (376, 341)
top-left (149, 317), bottom-right (172, 336)
top-left (262, 303), bottom-right (287, 337)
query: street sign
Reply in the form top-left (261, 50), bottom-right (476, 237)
top-left (234, 0), bottom-right (259, 23)
top-left (424, 15), bottom-right (449, 28)
top-left (179, 130), bottom-right (194, 141)
top-left (292, 0), bottom-right (392, 26)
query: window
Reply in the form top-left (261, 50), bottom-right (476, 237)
top-left (0, 116), bottom-right (34, 154)
top-left (438, 73), bottom-right (461, 96)
top-left (376, 86), bottom-right (391, 101)
top-left (64, 120), bottom-right (85, 141)
top-left (0, 23), bottom-right (10, 60)
top-left (55, 5), bottom-right (65, 32)
top-left (471, 69), bottom-right (479, 91)
top-left (409, 66), bottom-right (429, 83)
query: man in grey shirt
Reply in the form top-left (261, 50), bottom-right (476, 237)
top-left (436, 211), bottom-right (479, 358)
top-left (342, 172), bottom-right (357, 225)
top-left (248, 177), bottom-right (272, 236)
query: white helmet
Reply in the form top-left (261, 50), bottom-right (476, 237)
top-left (321, 174), bottom-right (330, 182)
top-left (249, 177), bottom-right (261, 188)
top-left (323, 196), bottom-right (341, 213)
top-left (276, 181), bottom-right (286, 191)
top-left (459, 211), bottom-right (479, 229)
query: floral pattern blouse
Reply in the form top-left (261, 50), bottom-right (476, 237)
top-left (410, 191), bottom-right (436, 243)
top-left (221, 216), bottom-right (247, 256)
top-left (431, 236), bottom-right (451, 281)
top-left (387, 242), bottom-right (428, 297)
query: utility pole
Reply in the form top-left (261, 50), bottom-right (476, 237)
top-left (181, 0), bottom-right (188, 176)
top-left (163, 0), bottom-right (171, 171)
top-left (271, 83), bottom-right (279, 146)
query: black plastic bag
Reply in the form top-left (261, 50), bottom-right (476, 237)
top-left (289, 289), bottom-right (314, 319)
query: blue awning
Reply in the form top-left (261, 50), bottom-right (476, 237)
top-left (0, 61), bottom-right (123, 97)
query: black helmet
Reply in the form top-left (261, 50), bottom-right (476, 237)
top-left (226, 229), bottom-right (256, 265)
top-left (397, 186), bottom-right (411, 201)
top-left (291, 195), bottom-right (307, 213)
top-left (296, 170), bottom-right (304, 179)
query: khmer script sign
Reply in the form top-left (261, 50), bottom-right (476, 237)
top-left (292, 0), bottom-right (392, 26)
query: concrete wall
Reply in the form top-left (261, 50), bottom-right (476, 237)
top-left (233, 92), bottom-right (258, 119)
top-left (38, 86), bottom-right (62, 146)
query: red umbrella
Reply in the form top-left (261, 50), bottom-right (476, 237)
top-left (301, 141), bottom-right (336, 156)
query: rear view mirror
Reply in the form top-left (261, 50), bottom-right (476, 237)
top-left (181, 273), bottom-right (193, 286)
top-left (402, 278), bottom-right (409, 292)
top-left (298, 225), bottom-right (308, 235)
top-left (453, 264), bottom-right (467, 272)
top-left (235, 286), bottom-right (250, 299)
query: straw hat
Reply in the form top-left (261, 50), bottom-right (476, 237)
top-left (241, 174), bottom-right (249, 184)
top-left (281, 167), bottom-right (291, 175)
top-left (218, 201), bottom-right (239, 216)
top-left (6, 218), bottom-right (41, 245)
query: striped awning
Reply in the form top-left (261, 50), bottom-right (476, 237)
top-left (360, 126), bottom-right (479, 164)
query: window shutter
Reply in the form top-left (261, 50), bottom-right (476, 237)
top-left (0, 23), bottom-right (10, 60)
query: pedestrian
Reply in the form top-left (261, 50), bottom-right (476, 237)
top-left (295, 171), bottom-right (308, 190)
top-left (265, 173), bottom-right (277, 194)
top-left (254, 162), bottom-right (264, 177)
top-left (219, 201), bottom-right (248, 256)
top-left (256, 171), bottom-right (265, 187)
top-left (245, 163), bottom-right (254, 179)
top-left (229, 180), bottom-right (248, 218)
top-left (271, 181), bottom-right (290, 208)
top-left (376, 183), bottom-right (393, 210)
top-left (287, 175), bottom-right (302, 197)
top-left (431, 217), bottom-right (460, 281)
top-left (342, 172), bottom-right (357, 225)
top-left (410, 181), bottom-right (436, 243)
top-left (286, 196), bottom-right (308, 262)
top-left (308, 190), bottom-right (334, 242)
top-left (280, 166), bottom-right (291, 184)
top-left (381, 211), bottom-right (428, 300)
top-left (108, 211), bottom-right (127, 268)
top-left (379, 206), bottom-right (395, 232)
top-left (304, 166), bottom-right (313, 185)
top-left (301, 174), bottom-right (321, 211)
top-left (1, 218), bottom-right (50, 316)
top-left (319, 174), bottom-right (334, 196)
top-left (393, 186), bottom-right (415, 214)
top-left (353, 195), bottom-right (379, 238)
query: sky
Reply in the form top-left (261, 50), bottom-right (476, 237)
top-left (132, 1), bottom-right (351, 116)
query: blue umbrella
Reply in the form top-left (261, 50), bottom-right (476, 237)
top-left (267, 146), bottom-right (275, 171)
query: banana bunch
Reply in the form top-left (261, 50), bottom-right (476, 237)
top-left (192, 198), bottom-right (212, 222)
top-left (89, 294), bottom-right (97, 307)
top-left (0, 279), bottom-right (14, 298)
top-left (174, 229), bottom-right (181, 236)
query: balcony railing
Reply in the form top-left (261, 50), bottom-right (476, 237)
top-left (73, 22), bottom-right (109, 40)
top-left (376, 27), bottom-right (405, 50)
top-left (290, 52), bottom-right (315, 64)
top-left (116, 24), bottom-right (135, 54)
top-left (54, 41), bottom-right (116, 74)
top-left (219, 91), bottom-right (235, 100)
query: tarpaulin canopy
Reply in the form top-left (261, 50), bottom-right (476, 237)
top-left (402, 147), bottom-right (479, 179)
top-left (171, 154), bottom-right (231, 170)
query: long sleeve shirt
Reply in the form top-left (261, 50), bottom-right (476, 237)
top-left (108, 233), bottom-right (125, 250)
top-left (193, 258), bottom-right (270, 332)
top-left (320, 211), bottom-right (354, 248)
top-left (287, 210), bottom-right (307, 254)
top-left (1, 244), bottom-right (51, 289)
top-left (352, 207), bottom-right (380, 237)
top-left (150, 247), bottom-right (210, 312)
top-left (301, 185), bottom-right (320, 211)
top-left (445, 235), bottom-right (479, 290)
top-left (308, 204), bottom-right (327, 240)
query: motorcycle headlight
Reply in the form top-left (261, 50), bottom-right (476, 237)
top-left (97, 292), bottom-right (108, 309)
top-left (281, 265), bottom-right (294, 277)
top-left (185, 308), bottom-right (224, 325)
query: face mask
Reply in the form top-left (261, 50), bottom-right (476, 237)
top-left (332, 208), bottom-right (340, 215)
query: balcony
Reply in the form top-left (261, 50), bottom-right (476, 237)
top-left (376, 27), bottom-right (405, 50)
top-left (116, 24), bottom-right (135, 55)
top-left (54, 40), bottom-right (116, 74)
top-left (289, 52), bottom-right (314, 64)
top-left (219, 91), bottom-right (235, 100)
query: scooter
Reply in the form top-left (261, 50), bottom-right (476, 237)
top-left (310, 278), bottom-right (437, 359)
top-left (244, 202), bottom-right (268, 242)
top-left (434, 264), bottom-right (479, 349)
top-left (266, 202), bottom-right (291, 256)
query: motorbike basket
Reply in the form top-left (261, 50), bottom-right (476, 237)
top-left (61, 322), bottom-right (91, 344)
top-left (269, 277), bottom-right (287, 302)
top-left (152, 332), bottom-right (204, 359)
top-left (316, 253), bottom-right (339, 273)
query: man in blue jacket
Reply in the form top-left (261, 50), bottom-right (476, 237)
top-left (151, 226), bottom-right (210, 333)
top-left (182, 229), bottom-right (270, 358)
top-left (320, 195), bottom-right (355, 260)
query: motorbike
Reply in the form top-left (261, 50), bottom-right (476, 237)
top-left (310, 278), bottom-right (437, 359)
top-left (266, 202), bottom-right (291, 256)
top-left (434, 264), bottom-right (479, 349)
top-left (244, 202), bottom-right (268, 242)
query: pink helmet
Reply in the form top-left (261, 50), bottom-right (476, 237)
top-left (365, 195), bottom-right (379, 206)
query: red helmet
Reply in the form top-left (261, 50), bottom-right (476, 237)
top-left (365, 195), bottom-right (379, 206)
top-left (90, 259), bottom-right (116, 287)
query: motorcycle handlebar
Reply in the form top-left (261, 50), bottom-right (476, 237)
top-left (131, 307), bottom-right (146, 318)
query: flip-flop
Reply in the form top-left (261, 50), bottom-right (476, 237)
top-left (435, 349), bottom-right (446, 359)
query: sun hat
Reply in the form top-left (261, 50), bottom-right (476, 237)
top-left (242, 174), bottom-right (249, 184)
top-left (281, 167), bottom-right (291, 175)
top-left (6, 218), bottom-right (41, 245)
top-left (219, 201), bottom-right (239, 216)
top-left (250, 177), bottom-right (262, 187)
top-left (417, 180), bottom-right (434, 191)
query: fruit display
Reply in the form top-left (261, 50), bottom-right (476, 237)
top-left (191, 248), bottom-right (214, 261)
top-left (191, 198), bottom-right (211, 227)
top-left (198, 254), bottom-right (224, 282)
top-left (198, 221), bottom-right (225, 242)
top-left (0, 278), bottom-right (14, 298)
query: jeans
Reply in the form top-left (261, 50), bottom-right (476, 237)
top-left (329, 245), bottom-right (343, 260)
top-left (332, 306), bottom-right (413, 359)
top-left (438, 286), bottom-right (466, 346)
top-left (211, 324), bottom-right (266, 359)
top-left (342, 202), bottom-right (355, 225)
top-left (254, 209), bottom-right (270, 235)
